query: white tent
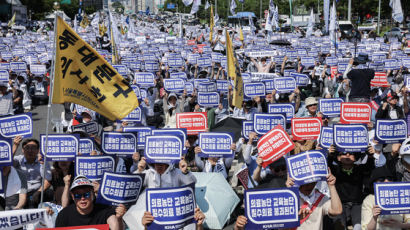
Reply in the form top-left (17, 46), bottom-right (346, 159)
top-left (45, 12), bottom-right (71, 21)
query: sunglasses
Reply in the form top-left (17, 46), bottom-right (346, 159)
top-left (274, 166), bottom-right (287, 173)
top-left (73, 191), bottom-right (91, 199)
top-left (375, 177), bottom-right (393, 182)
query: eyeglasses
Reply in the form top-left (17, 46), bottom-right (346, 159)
top-left (307, 104), bottom-right (317, 107)
top-left (73, 191), bottom-right (91, 199)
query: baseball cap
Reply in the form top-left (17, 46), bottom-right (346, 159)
top-left (70, 175), bottom-right (93, 191)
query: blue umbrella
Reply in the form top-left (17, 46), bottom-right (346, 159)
top-left (192, 172), bottom-right (240, 229)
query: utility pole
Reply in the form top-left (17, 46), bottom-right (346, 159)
top-left (348, 0), bottom-right (351, 21)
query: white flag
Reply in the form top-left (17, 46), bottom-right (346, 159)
top-left (214, 12), bottom-right (220, 24)
top-left (190, 0), bottom-right (201, 14)
top-left (306, 9), bottom-right (314, 37)
top-left (205, 1), bottom-right (210, 9)
top-left (265, 11), bottom-right (272, 31)
top-left (179, 14), bottom-right (183, 38)
top-left (324, 0), bottom-right (330, 33)
top-left (329, 1), bottom-right (337, 42)
top-left (389, 0), bottom-right (403, 23)
top-left (183, 0), bottom-right (194, 6)
top-left (273, 5), bottom-right (279, 29)
top-left (230, 0), bottom-right (237, 15)
top-left (91, 13), bottom-right (99, 28)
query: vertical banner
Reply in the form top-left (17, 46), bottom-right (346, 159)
top-left (146, 184), bottom-right (196, 230)
top-left (375, 120), bottom-right (407, 144)
top-left (0, 113), bottom-right (33, 138)
top-left (144, 135), bottom-right (183, 164)
top-left (75, 156), bottom-right (115, 180)
top-left (333, 124), bottom-right (369, 152)
top-left (374, 182), bottom-right (410, 215)
top-left (286, 151), bottom-right (328, 186)
top-left (40, 134), bottom-right (79, 161)
top-left (257, 125), bottom-right (295, 168)
top-left (198, 132), bottom-right (234, 158)
top-left (291, 117), bottom-right (322, 140)
top-left (244, 187), bottom-right (300, 229)
top-left (340, 103), bottom-right (372, 124)
top-left (101, 132), bottom-right (137, 157)
top-left (97, 172), bottom-right (145, 206)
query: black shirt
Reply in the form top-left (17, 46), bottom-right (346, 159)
top-left (347, 68), bottom-right (375, 97)
top-left (55, 203), bottom-right (116, 227)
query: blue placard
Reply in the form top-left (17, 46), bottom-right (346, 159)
top-left (262, 79), bottom-right (274, 93)
top-left (196, 57), bottom-right (212, 67)
top-left (1, 51), bottom-right (12, 60)
top-left (40, 134), bottom-right (79, 161)
top-left (134, 72), bottom-right (155, 87)
top-left (101, 132), bottom-right (137, 156)
top-left (79, 138), bottom-right (95, 155)
top-left (29, 64), bottom-right (46, 75)
top-left (403, 58), bottom-right (410, 69)
top-left (164, 78), bottom-right (185, 92)
top-left (123, 126), bottom-right (153, 150)
top-left (197, 92), bottom-right (219, 108)
top-left (188, 54), bottom-right (200, 64)
top-left (122, 107), bottom-right (142, 123)
top-left (97, 172), bottom-right (144, 206)
top-left (244, 82), bottom-right (266, 98)
top-left (326, 57), bottom-right (338, 66)
top-left (193, 79), bottom-right (209, 89)
top-left (216, 80), bottom-right (229, 92)
top-left (242, 121), bottom-right (258, 140)
top-left (145, 135), bottom-right (182, 163)
top-left (128, 60), bottom-right (141, 70)
top-left (286, 151), bottom-right (328, 186)
top-left (152, 128), bottom-right (187, 153)
top-left (131, 84), bottom-right (141, 99)
top-left (75, 156), bottom-right (115, 180)
top-left (333, 124), bottom-right (368, 152)
top-left (253, 113), bottom-right (286, 135)
top-left (167, 57), bottom-right (184, 68)
top-left (301, 57), bottom-right (315, 67)
top-left (0, 63), bottom-right (10, 70)
top-left (375, 119), bottom-right (407, 144)
top-left (185, 82), bottom-right (194, 95)
top-left (170, 72), bottom-right (187, 80)
top-left (338, 63), bottom-right (348, 73)
top-left (71, 121), bottom-right (99, 135)
top-left (0, 138), bottom-right (12, 167)
top-left (319, 98), bottom-right (344, 117)
top-left (197, 82), bottom-right (216, 92)
top-left (268, 103), bottom-right (295, 122)
top-left (384, 59), bottom-right (400, 70)
top-left (286, 50), bottom-right (298, 59)
top-left (146, 184), bottom-right (196, 230)
top-left (145, 61), bottom-right (159, 72)
top-left (274, 77), bottom-right (296, 93)
top-left (0, 113), bottom-right (33, 138)
top-left (290, 72), bottom-right (309, 86)
top-left (374, 182), bottom-right (410, 215)
top-left (372, 53), bottom-right (386, 62)
top-left (0, 70), bottom-right (8, 81)
top-left (112, 65), bottom-right (128, 76)
top-left (319, 127), bottom-right (333, 149)
top-left (245, 187), bottom-right (300, 229)
top-left (198, 132), bottom-right (234, 158)
top-left (10, 62), bottom-right (26, 72)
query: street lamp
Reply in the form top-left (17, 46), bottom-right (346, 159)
top-left (53, 1), bottom-right (60, 11)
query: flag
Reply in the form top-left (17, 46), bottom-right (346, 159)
top-left (329, 1), bottom-right (337, 42)
top-left (205, 1), bottom-right (210, 9)
top-left (265, 11), bottom-right (272, 31)
top-left (273, 5), bottom-right (280, 29)
top-left (248, 15), bottom-right (255, 34)
top-left (324, 0), bottom-right (330, 33)
top-left (52, 16), bottom-right (139, 120)
top-left (80, 14), bottom-right (89, 29)
top-left (190, 0), bottom-right (201, 15)
top-left (109, 11), bottom-right (120, 64)
top-left (239, 27), bottom-right (244, 41)
top-left (226, 30), bottom-right (243, 109)
top-left (389, 0), bottom-right (403, 23)
top-left (99, 23), bottom-right (107, 36)
top-left (183, 0), bottom-right (194, 6)
top-left (74, 15), bottom-right (78, 33)
top-left (230, 0), bottom-right (237, 15)
top-left (7, 12), bottom-right (16, 27)
top-left (125, 15), bottom-right (130, 25)
top-left (214, 12), bottom-right (219, 24)
top-left (120, 24), bottom-right (125, 35)
top-left (269, 0), bottom-right (275, 12)
top-left (306, 9), bottom-right (314, 37)
top-left (209, 5), bottom-right (214, 42)
top-left (90, 13), bottom-right (99, 28)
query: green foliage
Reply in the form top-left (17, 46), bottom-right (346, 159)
top-left (20, 0), bottom-right (97, 20)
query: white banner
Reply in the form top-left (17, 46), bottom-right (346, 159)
top-left (0, 208), bottom-right (53, 230)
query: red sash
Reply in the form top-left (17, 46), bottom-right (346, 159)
top-left (292, 193), bottom-right (325, 229)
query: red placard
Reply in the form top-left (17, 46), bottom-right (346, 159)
top-left (330, 66), bottom-right (338, 79)
top-left (340, 102), bottom-right (372, 124)
top-left (291, 117), bottom-right (322, 140)
top-left (370, 72), bottom-right (390, 87)
top-left (187, 40), bottom-right (196, 46)
top-left (176, 112), bottom-right (208, 135)
top-left (37, 224), bottom-right (109, 230)
top-left (257, 125), bottom-right (295, 168)
top-left (196, 44), bottom-right (207, 53)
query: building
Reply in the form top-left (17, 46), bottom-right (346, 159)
top-left (83, 0), bottom-right (104, 11)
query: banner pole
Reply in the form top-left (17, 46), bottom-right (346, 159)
top-left (40, 11), bottom-right (59, 205)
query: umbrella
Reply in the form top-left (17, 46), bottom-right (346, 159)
top-left (211, 117), bottom-right (244, 142)
top-left (192, 172), bottom-right (240, 229)
top-left (269, 39), bottom-right (291, 46)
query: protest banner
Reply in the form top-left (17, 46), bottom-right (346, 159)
top-left (37, 225), bottom-right (109, 230)
top-left (52, 16), bottom-right (138, 120)
top-left (101, 132), bottom-right (137, 156)
top-left (374, 182), bottom-right (410, 215)
top-left (340, 103), bottom-right (372, 124)
top-left (167, 57), bottom-right (184, 68)
top-left (286, 151), bottom-right (328, 186)
top-left (128, 60), bottom-right (141, 70)
top-left (301, 57), bottom-right (315, 67)
top-left (273, 77), bottom-right (296, 92)
top-left (123, 126), bottom-right (152, 150)
top-left (291, 117), bottom-right (322, 140)
top-left (268, 104), bottom-right (295, 122)
top-left (242, 121), bottom-right (258, 141)
top-left (262, 79), bottom-right (274, 93)
top-left (318, 127), bottom-right (333, 149)
top-left (0, 63), bottom-right (10, 70)
top-left (170, 72), bottom-right (188, 80)
top-left (0, 113), bottom-right (32, 138)
top-left (197, 57), bottom-right (212, 67)
top-left (244, 82), bottom-right (266, 98)
top-left (134, 72), bottom-right (155, 87)
top-left (10, 62), bottom-right (26, 72)
top-left (197, 92), bottom-right (219, 107)
top-left (253, 113), bottom-right (286, 135)
top-left (290, 72), bottom-right (309, 86)
top-left (0, 208), bottom-right (53, 229)
top-left (330, 66), bottom-right (338, 78)
top-left (375, 120), bottom-right (407, 144)
top-left (112, 64), bottom-right (128, 76)
top-left (245, 187), bottom-right (300, 229)
top-left (319, 98), bottom-right (344, 117)
top-left (403, 58), bottom-right (410, 69)
top-left (0, 138), bottom-right (12, 167)
top-left (29, 64), bottom-right (47, 75)
top-left (145, 135), bottom-right (183, 163)
top-left (121, 106), bottom-right (142, 124)
top-left (198, 132), bottom-right (234, 158)
top-left (97, 172), bottom-right (145, 206)
top-left (333, 124), bottom-right (369, 152)
top-left (250, 73), bottom-right (277, 81)
top-left (326, 56), bottom-right (338, 66)
top-left (164, 78), bottom-right (186, 92)
top-left (40, 134), bottom-right (79, 161)
top-left (145, 61), bottom-right (159, 72)
top-left (0, 70), bottom-right (8, 81)
top-left (384, 59), bottom-right (400, 70)
top-left (197, 82), bottom-right (216, 93)
top-left (71, 121), bottom-right (99, 135)
top-left (216, 80), bottom-right (229, 92)
top-left (370, 72), bottom-right (390, 87)
top-left (79, 137), bottom-right (94, 155)
top-left (257, 125), bottom-right (295, 168)
top-left (75, 156), bottom-right (115, 180)
top-left (338, 63), bottom-right (348, 73)
top-left (176, 112), bottom-right (207, 135)
top-left (152, 128), bottom-right (187, 153)
top-left (146, 184), bottom-right (196, 230)
top-left (246, 51), bottom-right (276, 57)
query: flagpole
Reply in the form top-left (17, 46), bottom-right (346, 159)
top-left (40, 10), bottom-right (59, 205)
top-left (289, 0), bottom-right (293, 32)
top-left (377, 0), bottom-right (381, 34)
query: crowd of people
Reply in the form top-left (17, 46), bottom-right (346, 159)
top-left (0, 10), bottom-right (409, 230)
